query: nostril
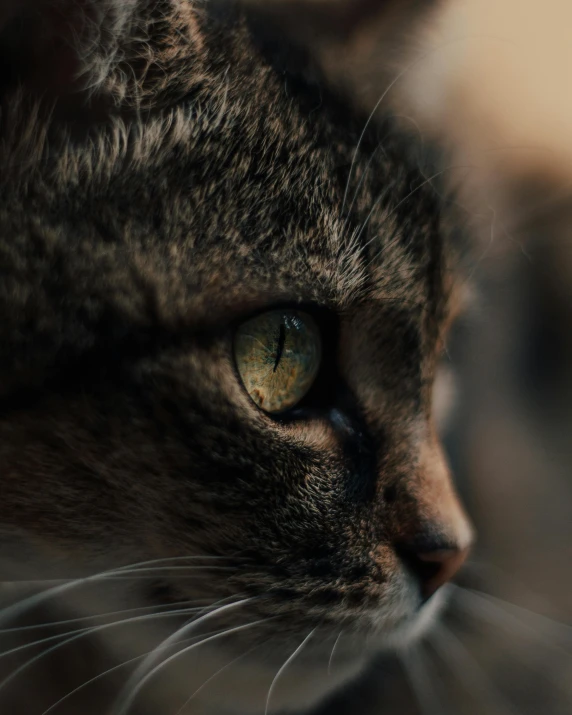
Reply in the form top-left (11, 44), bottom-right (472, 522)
top-left (398, 547), bottom-right (469, 602)
top-left (417, 548), bottom-right (469, 600)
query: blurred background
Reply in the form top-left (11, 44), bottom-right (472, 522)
top-left (281, 0), bottom-right (572, 712)
top-left (1, 1), bottom-right (570, 713)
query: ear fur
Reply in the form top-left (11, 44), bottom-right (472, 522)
top-left (0, 0), bottom-right (209, 114)
top-left (0, 0), bottom-right (439, 125)
top-left (0, 0), bottom-right (139, 100)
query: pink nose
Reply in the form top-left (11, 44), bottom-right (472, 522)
top-left (398, 545), bottom-right (469, 602)
top-left (412, 547), bottom-right (470, 601)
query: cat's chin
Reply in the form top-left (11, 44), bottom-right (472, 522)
top-left (376, 586), bottom-right (448, 650)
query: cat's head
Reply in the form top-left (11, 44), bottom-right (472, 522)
top-left (0, 0), bottom-right (472, 711)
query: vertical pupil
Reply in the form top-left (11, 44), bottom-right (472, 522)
top-left (273, 320), bottom-right (287, 373)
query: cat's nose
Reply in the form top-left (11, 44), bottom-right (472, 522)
top-left (401, 545), bottom-right (470, 602)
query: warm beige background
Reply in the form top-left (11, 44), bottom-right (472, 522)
top-left (407, 0), bottom-right (572, 182)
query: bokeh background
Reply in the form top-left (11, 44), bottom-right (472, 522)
top-left (289, 0), bottom-right (572, 712)
top-left (1, 1), bottom-right (570, 713)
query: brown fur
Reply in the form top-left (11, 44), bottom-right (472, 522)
top-left (0, 2), bottom-right (471, 713)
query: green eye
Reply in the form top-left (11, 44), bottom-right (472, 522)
top-left (234, 310), bottom-right (322, 414)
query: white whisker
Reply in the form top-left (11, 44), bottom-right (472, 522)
top-left (0, 599), bottom-right (203, 634)
top-left (341, 143), bottom-right (384, 236)
top-left (0, 563), bottom-right (234, 586)
top-left (340, 33), bottom-right (495, 223)
top-left (361, 166), bottom-right (472, 254)
top-left (264, 628), bottom-right (315, 715)
top-left (0, 606), bottom-right (209, 659)
top-left (452, 586), bottom-right (572, 695)
top-left (462, 562), bottom-right (571, 636)
top-left (327, 630), bottom-right (342, 676)
top-left (36, 633), bottom-right (208, 715)
top-left (431, 624), bottom-right (519, 715)
top-left (1, 623), bottom-right (95, 659)
top-left (341, 48), bottom-right (444, 220)
top-left (2, 565), bottom-right (236, 583)
top-left (116, 615), bottom-right (268, 715)
top-left (0, 555), bottom-right (235, 627)
top-left (174, 641), bottom-right (266, 715)
top-left (113, 597), bottom-right (254, 715)
top-left (0, 605), bottom-right (218, 693)
top-left (453, 586), bottom-right (571, 650)
top-left (399, 645), bottom-right (445, 715)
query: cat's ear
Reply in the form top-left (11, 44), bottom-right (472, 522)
top-left (0, 0), bottom-right (205, 112)
top-left (0, 0), bottom-right (138, 102)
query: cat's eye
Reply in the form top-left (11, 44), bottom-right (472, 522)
top-left (234, 309), bottom-right (322, 414)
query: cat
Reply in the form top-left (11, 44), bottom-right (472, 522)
top-left (0, 1), bottom-right (472, 713)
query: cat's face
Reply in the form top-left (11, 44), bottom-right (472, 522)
top-left (0, 1), bottom-right (472, 711)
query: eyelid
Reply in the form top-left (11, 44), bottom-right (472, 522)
top-left (228, 300), bottom-right (328, 327)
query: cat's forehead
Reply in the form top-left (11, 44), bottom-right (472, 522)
top-left (161, 127), bottom-right (440, 325)
top-left (110, 104), bottom-right (437, 326)
top-left (2, 3), bottom-right (446, 341)
top-left (100, 135), bottom-right (434, 330)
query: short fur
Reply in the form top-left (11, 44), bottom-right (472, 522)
top-left (0, 2), bottom-right (471, 713)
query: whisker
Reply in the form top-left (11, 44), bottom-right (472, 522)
top-left (0, 606), bottom-right (211, 659)
top-left (0, 605), bottom-right (220, 693)
top-left (452, 586), bottom-right (572, 694)
top-left (113, 597), bottom-right (253, 715)
top-left (453, 586), bottom-right (572, 649)
top-left (115, 612), bottom-right (268, 715)
top-left (39, 653), bottom-right (147, 715)
top-left (0, 599), bottom-right (204, 634)
top-left (90, 565), bottom-right (237, 575)
top-left (264, 628), bottom-right (316, 715)
top-left (463, 561), bottom-right (572, 637)
top-left (430, 623), bottom-right (519, 715)
top-left (1, 565), bottom-right (238, 587)
top-left (361, 166), bottom-right (473, 253)
top-left (2, 564), bottom-right (237, 584)
top-left (37, 632), bottom-right (214, 715)
top-left (174, 641), bottom-right (267, 715)
top-left (87, 567), bottom-right (237, 581)
top-left (1, 623), bottom-right (96, 659)
top-left (341, 143), bottom-right (384, 237)
top-left (339, 32), bottom-right (503, 224)
top-left (327, 630), bottom-right (343, 677)
top-left (2, 572), bottom-right (233, 585)
top-left (399, 645), bottom-right (445, 715)
top-left (0, 555), bottom-right (238, 627)
top-left (340, 42), bottom-right (459, 220)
